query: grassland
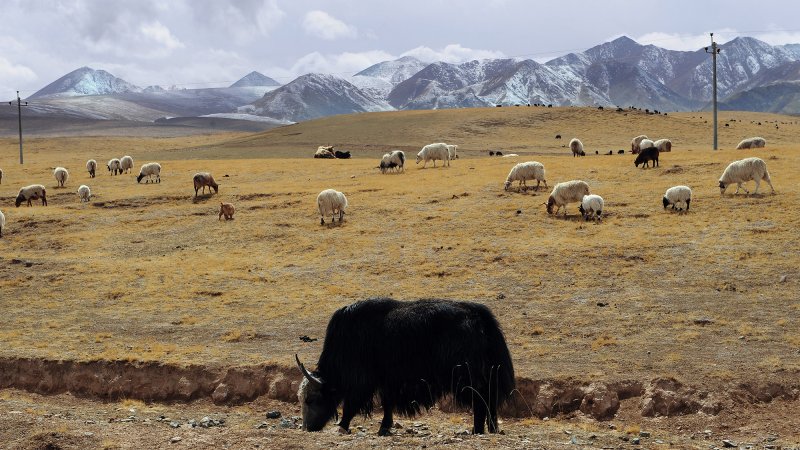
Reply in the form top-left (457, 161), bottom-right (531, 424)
top-left (0, 106), bottom-right (798, 400)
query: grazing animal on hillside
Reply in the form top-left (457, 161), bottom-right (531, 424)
top-left (579, 194), bottom-right (604, 222)
top-left (569, 138), bottom-right (585, 157)
top-left (334, 150), bottom-right (351, 159)
top-left (545, 180), bottom-right (590, 216)
top-left (315, 146), bottom-right (336, 159)
top-left (53, 167), bottom-right (69, 187)
top-left (736, 137), bottom-right (766, 149)
top-left (416, 143), bottom-right (450, 168)
top-left (634, 146), bottom-right (660, 168)
top-left (86, 160), bottom-right (96, 178)
top-left (495, 151), bottom-right (503, 156)
top-left (0, 209), bottom-right (5, 237)
top-left (504, 161), bottom-right (547, 192)
top-left (317, 189), bottom-right (348, 225)
top-left (555, 134), bottom-right (562, 139)
top-left (653, 139), bottom-right (672, 152)
top-left (193, 172), bottom-right (219, 196)
top-left (663, 186), bottom-right (692, 213)
top-left (0, 168), bottom-right (3, 184)
top-left (379, 150), bottom-right (405, 174)
top-left (77, 185), bottom-right (92, 203)
top-left (120, 155), bottom-right (134, 174)
top-left (136, 162), bottom-right (162, 184)
top-left (107, 158), bottom-right (122, 175)
top-left (15, 184), bottom-right (47, 207)
top-left (631, 135), bottom-right (649, 154)
top-left (219, 202), bottom-right (235, 220)
top-left (719, 157), bottom-right (774, 196)
top-left (296, 297), bottom-right (515, 435)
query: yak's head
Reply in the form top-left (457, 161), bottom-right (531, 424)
top-left (718, 180), bottom-right (727, 196)
top-left (296, 355), bottom-right (337, 432)
top-left (634, 155), bottom-right (643, 167)
top-left (136, 173), bottom-right (145, 183)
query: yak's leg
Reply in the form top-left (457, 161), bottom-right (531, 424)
top-left (338, 401), bottom-right (358, 434)
top-left (378, 395), bottom-right (394, 436)
top-left (472, 399), bottom-right (487, 434)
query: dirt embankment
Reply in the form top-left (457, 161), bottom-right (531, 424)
top-left (2, 357), bottom-right (798, 421)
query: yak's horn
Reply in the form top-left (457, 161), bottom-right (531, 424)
top-left (295, 354), bottom-right (322, 386)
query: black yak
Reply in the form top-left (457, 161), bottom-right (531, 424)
top-left (634, 146), bottom-right (660, 168)
top-left (334, 150), bottom-right (351, 159)
top-left (295, 298), bottom-right (515, 436)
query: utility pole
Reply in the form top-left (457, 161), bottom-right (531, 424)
top-left (705, 33), bottom-right (721, 150)
top-left (8, 91), bottom-right (29, 164)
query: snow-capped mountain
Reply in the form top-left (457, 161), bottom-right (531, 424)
top-left (242, 73), bottom-right (393, 122)
top-left (230, 71), bottom-right (281, 88)
top-left (29, 67), bottom-right (141, 98)
top-left (349, 56), bottom-right (429, 99)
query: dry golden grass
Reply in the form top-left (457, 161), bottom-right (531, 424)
top-left (0, 106), bottom-right (798, 386)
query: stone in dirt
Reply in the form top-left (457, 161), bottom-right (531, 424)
top-left (266, 410), bottom-right (281, 419)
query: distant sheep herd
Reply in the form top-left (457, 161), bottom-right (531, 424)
top-left (0, 130), bottom-right (779, 238)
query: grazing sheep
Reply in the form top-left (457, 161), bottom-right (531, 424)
top-left (379, 150), bottom-right (405, 174)
top-left (334, 150), bottom-right (351, 159)
top-left (488, 151), bottom-right (495, 156)
top-left (53, 167), bottom-right (69, 187)
top-left (504, 161), bottom-right (547, 192)
top-left (501, 153), bottom-right (519, 157)
top-left (107, 158), bottom-right (122, 175)
top-left (545, 180), bottom-right (591, 216)
top-left (495, 151), bottom-right (504, 156)
top-left (416, 143), bottom-right (450, 168)
top-left (446, 144), bottom-right (459, 160)
top-left (736, 137), bottom-right (767, 149)
top-left (15, 184), bottom-right (47, 207)
top-left (634, 146), bottom-right (660, 168)
top-left (317, 189), bottom-right (348, 225)
top-left (136, 162), bottom-right (162, 184)
top-left (77, 185), bottom-right (92, 203)
top-left (0, 209), bottom-right (4, 237)
top-left (719, 157), bottom-right (774, 196)
top-left (579, 194), bottom-right (604, 222)
top-left (638, 138), bottom-right (654, 150)
top-left (315, 146), bottom-right (336, 159)
top-left (631, 135), bottom-right (649, 154)
top-left (662, 186), bottom-right (692, 212)
top-left (193, 172), bottom-right (219, 196)
top-left (617, 149), bottom-right (625, 154)
top-left (86, 160), bottom-right (97, 178)
top-left (219, 202), bottom-right (235, 220)
top-left (653, 139), bottom-right (672, 152)
top-left (569, 138), bottom-right (585, 157)
top-left (120, 155), bottom-right (134, 174)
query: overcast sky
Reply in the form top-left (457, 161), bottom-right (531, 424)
top-left (3, 0), bottom-right (800, 99)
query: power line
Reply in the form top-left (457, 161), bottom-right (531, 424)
top-left (705, 34), bottom-right (721, 151)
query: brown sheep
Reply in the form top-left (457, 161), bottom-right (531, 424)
top-left (219, 202), bottom-right (235, 220)
top-left (193, 172), bottom-right (219, 197)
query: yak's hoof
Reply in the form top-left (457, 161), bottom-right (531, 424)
top-left (337, 427), bottom-right (351, 435)
top-left (378, 427), bottom-right (393, 436)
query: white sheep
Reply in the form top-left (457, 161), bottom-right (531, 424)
top-left (501, 153), bottom-right (519, 157)
top-left (317, 189), bottom-right (348, 225)
top-left (54, 167), bottom-right (69, 187)
top-left (446, 144), bottom-right (459, 160)
top-left (77, 185), bottom-right (92, 203)
top-left (416, 143), bottom-right (450, 168)
top-left (736, 137), bottom-right (766, 149)
top-left (545, 180), bottom-right (590, 216)
top-left (719, 157), bottom-right (774, 196)
top-left (504, 161), bottom-right (547, 192)
top-left (15, 184), bottom-right (47, 207)
top-left (379, 150), bottom-right (405, 173)
top-left (86, 159), bottom-right (97, 178)
top-left (0, 209), bottom-right (5, 237)
top-left (639, 139), bottom-right (654, 150)
top-left (120, 155), bottom-right (134, 174)
top-left (569, 138), bottom-right (585, 157)
top-left (107, 158), bottom-right (122, 175)
top-left (631, 135), bottom-right (648, 153)
top-left (137, 162), bottom-right (162, 184)
top-left (662, 186), bottom-right (692, 213)
top-left (579, 194), bottom-right (604, 222)
top-left (653, 139), bottom-right (672, 152)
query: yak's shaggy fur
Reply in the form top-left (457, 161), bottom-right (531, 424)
top-left (296, 298), bottom-right (515, 436)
